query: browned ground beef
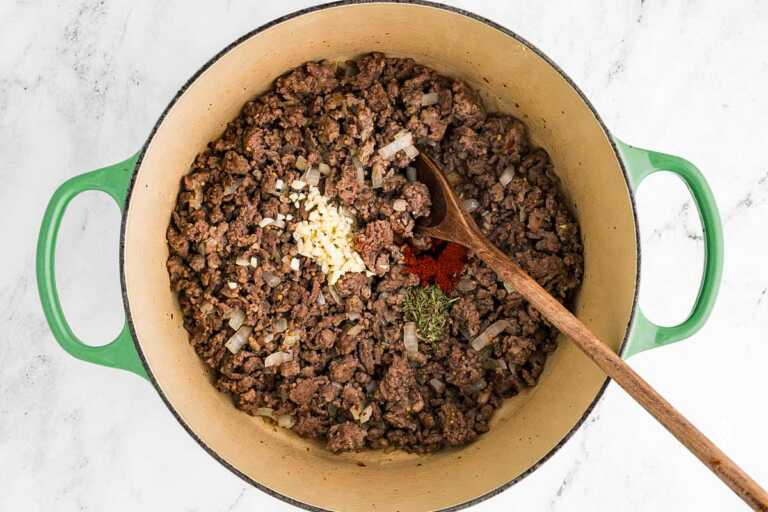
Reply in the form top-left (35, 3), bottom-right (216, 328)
top-left (166, 53), bottom-right (583, 453)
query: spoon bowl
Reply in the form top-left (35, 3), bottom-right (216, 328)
top-left (414, 151), bottom-right (483, 246)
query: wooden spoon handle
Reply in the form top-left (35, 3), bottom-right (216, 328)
top-left (473, 241), bottom-right (768, 511)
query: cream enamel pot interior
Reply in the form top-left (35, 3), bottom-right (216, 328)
top-left (37, 2), bottom-right (724, 511)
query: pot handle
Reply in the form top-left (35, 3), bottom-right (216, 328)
top-left (36, 154), bottom-right (147, 379)
top-left (614, 138), bottom-right (723, 357)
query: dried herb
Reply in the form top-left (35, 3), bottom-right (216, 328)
top-left (403, 285), bottom-right (457, 343)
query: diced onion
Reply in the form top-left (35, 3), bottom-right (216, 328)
top-left (283, 331), bottom-right (301, 347)
top-left (273, 318), bottom-right (288, 333)
top-left (318, 162), bottom-right (331, 176)
top-left (347, 312), bottom-right (361, 321)
top-left (420, 92), bottom-right (439, 106)
top-left (445, 171), bottom-right (462, 185)
top-left (290, 257), bottom-right (300, 272)
top-left (371, 165), bottom-right (384, 189)
top-left (223, 179), bottom-right (241, 196)
top-left (265, 351), bottom-right (293, 367)
top-left (347, 323), bottom-right (364, 337)
top-left (227, 281), bottom-right (238, 290)
top-left (317, 291), bottom-right (326, 306)
top-left (429, 378), bottom-right (445, 394)
top-left (403, 321), bottom-right (418, 357)
top-left (406, 167), bottom-right (417, 182)
top-left (379, 131), bottom-right (413, 159)
top-left (271, 219), bottom-right (286, 229)
top-left (225, 325), bottom-right (253, 354)
top-left (356, 167), bottom-right (365, 186)
top-left (249, 256), bottom-right (259, 267)
top-left (189, 189), bottom-right (203, 209)
top-left (262, 271), bottom-right (281, 288)
top-left (291, 180), bottom-right (306, 190)
top-left (274, 179), bottom-right (285, 191)
top-left (499, 166), bottom-right (515, 187)
top-left (392, 199), bottom-right (408, 212)
top-left (463, 198), bottom-right (480, 213)
top-left (199, 301), bottom-right (214, 315)
top-left (470, 320), bottom-right (510, 351)
top-left (235, 256), bottom-right (249, 266)
top-left (353, 157), bottom-right (365, 185)
top-left (404, 144), bottom-right (419, 159)
top-left (227, 308), bottom-right (246, 330)
top-left (304, 168), bottom-right (321, 187)
top-left (295, 155), bottom-right (308, 170)
top-left (278, 414), bottom-right (295, 428)
top-left (328, 285), bottom-right (342, 304)
top-left (255, 407), bottom-right (275, 418)
top-left (455, 278), bottom-right (476, 292)
top-left (503, 281), bottom-right (516, 294)
top-left (350, 404), bottom-right (362, 421)
top-left (359, 404), bottom-right (373, 423)
top-left (259, 217), bottom-right (274, 227)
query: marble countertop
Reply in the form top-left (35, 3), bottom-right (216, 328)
top-left (2, 1), bottom-right (767, 510)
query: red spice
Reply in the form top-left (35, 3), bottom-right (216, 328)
top-left (403, 246), bottom-right (437, 283)
top-left (403, 241), bottom-right (467, 293)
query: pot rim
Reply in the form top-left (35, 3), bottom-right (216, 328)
top-left (119, 2), bottom-right (641, 510)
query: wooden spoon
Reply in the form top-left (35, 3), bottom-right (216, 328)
top-left (414, 152), bottom-right (768, 511)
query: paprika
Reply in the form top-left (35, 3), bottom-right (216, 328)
top-left (403, 240), bottom-right (467, 294)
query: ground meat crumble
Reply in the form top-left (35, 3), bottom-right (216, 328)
top-left (166, 53), bottom-right (583, 453)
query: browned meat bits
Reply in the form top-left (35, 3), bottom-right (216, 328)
top-left (165, 52), bottom-right (583, 453)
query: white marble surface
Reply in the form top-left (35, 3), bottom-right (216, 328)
top-left (1, 1), bottom-right (767, 510)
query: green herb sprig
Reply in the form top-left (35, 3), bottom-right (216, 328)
top-left (403, 285), bottom-right (457, 343)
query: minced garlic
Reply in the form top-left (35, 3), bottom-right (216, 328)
top-left (292, 187), bottom-right (370, 285)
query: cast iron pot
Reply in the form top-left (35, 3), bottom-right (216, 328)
top-left (36, 2), bottom-right (724, 510)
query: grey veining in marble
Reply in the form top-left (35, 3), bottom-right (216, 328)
top-left (1, 1), bottom-right (767, 510)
